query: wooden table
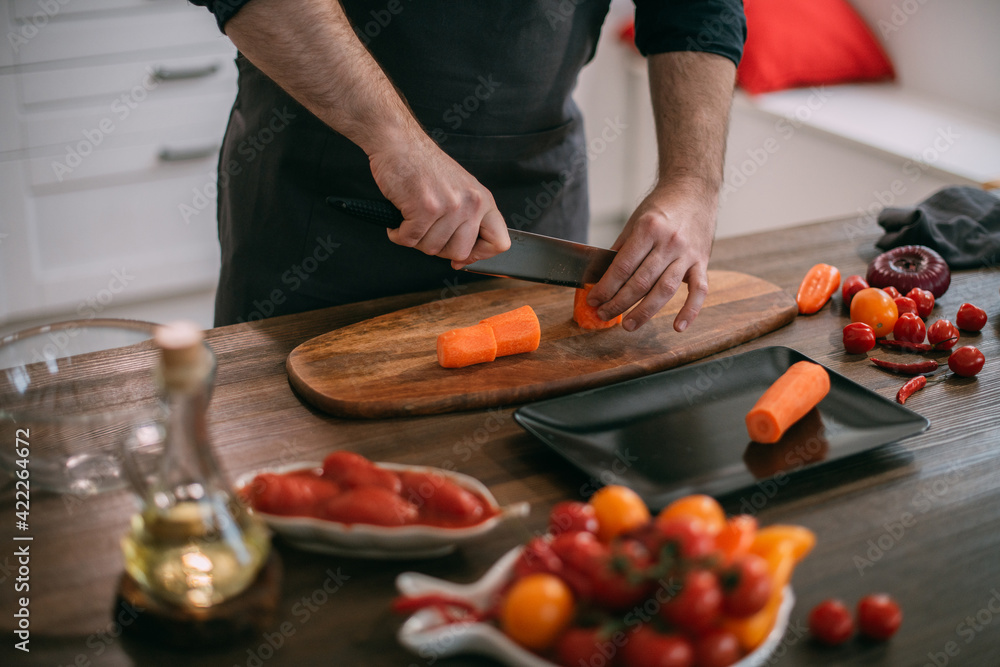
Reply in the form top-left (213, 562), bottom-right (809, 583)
top-left (3, 215), bottom-right (999, 666)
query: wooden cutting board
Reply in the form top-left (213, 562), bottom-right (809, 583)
top-left (286, 270), bottom-right (797, 418)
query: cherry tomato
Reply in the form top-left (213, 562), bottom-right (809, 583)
top-left (842, 322), bottom-right (876, 354)
top-left (554, 627), bottom-right (608, 667)
top-left (549, 501), bottom-right (599, 536)
top-left (857, 594), bottom-right (902, 641)
top-left (499, 573), bottom-right (575, 651)
top-left (906, 288), bottom-right (935, 318)
top-left (323, 451), bottom-right (402, 494)
top-left (589, 485), bottom-right (650, 542)
top-left (659, 569), bottom-right (723, 633)
top-left (398, 471), bottom-right (486, 524)
top-left (584, 539), bottom-right (655, 611)
top-left (850, 288), bottom-right (899, 338)
top-left (841, 275), bottom-right (869, 305)
top-left (809, 599), bottom-right (854, 645)
top-left (513, 537), bottom-right (563, 580)
top-left (892, 313), bottom-right (926, 344)
top-left (927, 319), bottom-right (960, 350)
top-left (893, 296), bottom-right (918, 317)
top-left (654, 516), bottom-right (717, 559)
top-left (956, 303), bottom-right (987, 332)
top-left (245, 472), bottom-right (339, 516)
top-left (657, 494), bottom-right (727, 535)
top-left (548, 530), bottom-right (605, 599)
top-left (323, 486), bottom-right (419, 526)
top-left (948, 346), bottom-right (985, 377)
top-left (721, 554), bottom-right (772, 618)
top-left (882, 286), bottom-right (902, 299)
top-left (693, 628), bottom-right (742, 667)
top-left (620, 625), bottom-right (694, 667)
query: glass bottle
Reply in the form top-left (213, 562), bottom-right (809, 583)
top-left (120, 321), bottom-right (270, 608)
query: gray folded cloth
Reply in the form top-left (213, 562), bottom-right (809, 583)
top-left (876, 186), bottom-right (1000, 269)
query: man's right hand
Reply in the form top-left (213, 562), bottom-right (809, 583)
top-left (368, 132), bottom-right (510, 268)
top-left (225, 0), bottom-right (509, 269)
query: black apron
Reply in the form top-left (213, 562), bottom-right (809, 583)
top-left (213, 0), bottom-right (612, 326)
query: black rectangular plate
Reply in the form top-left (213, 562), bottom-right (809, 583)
top-left (514, 346), bottom-right (929, 510)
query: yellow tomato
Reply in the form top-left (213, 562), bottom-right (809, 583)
top-left (589, 485), bottom-right (651, 542)
top-left (499, 573), bottom-right (575, 650)
top-left (850, 288), bottom-right (898, 338)
top-left (656, 494), bottom-right (727, 535)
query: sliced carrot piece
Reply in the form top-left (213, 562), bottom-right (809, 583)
top-left (573, 284), bottom-right (621, 330)
top-left (749, 525), bottom-right (816, 563)
top-left (745, 361), bottom-right (830, 444)
top-left (480, 305), bottom-right (540, 357)
top-left (796, 263), bottom-right (841, 315)
top-left (436, 323), bottom-right (497, 368)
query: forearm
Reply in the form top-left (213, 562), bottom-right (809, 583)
top-left (224, 0), bottom-right (423, 156)
top-left (647, 51), bottom-right (736, 197)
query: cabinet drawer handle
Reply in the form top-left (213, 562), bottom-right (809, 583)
top-left (158, 145), bottom-right (218, 162)
top-left (152, 63), bottom-right (220, 82)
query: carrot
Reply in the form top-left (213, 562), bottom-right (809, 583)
top-left (796, 263), bottom-right (841, 315)
top-left (436, 323), bottom-right (497, 368)
top-left (480, 305), bottom-right (540, 357)
top-left (745, 361), bottom-right (830, 443)
top-left (573, 284), bottom-right (621, 330)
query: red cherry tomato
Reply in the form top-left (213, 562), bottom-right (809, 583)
top-left (927, 319), bottom-right (960, 350)
top-left (841, 275), bottom-right (869, 305)
top-left (659, 569), bottom-right (723, 633)
top-left (554, 627), bottom-right (608, 667)
top-left (956, 303), bottom-right (987, 332)
top-left (693, 628), bottom-right (742, 667)
top-left (513, 537), bottom-right (563, 580)
top-left (584, 540), bottom-right (655, 611)
top-left (892, 313), bottom-right (927, 344)
top-left (882, 286), bottom-right (902, 299)
top-left (948, 346), bottom-right (985, 377)
top-left (906, 288), bottom-right (934, 318)
top-left (842, 322), bottom-right (876, 354)
top-left (721, 554), bottom-right (772, 618)
top-left (654, 516), bottom-right (717, 560)
top-left (857, 594), bottom-right (902, 641)
top-left (809, 599), bottom-right (854, 645)
top-left (893, 296), bottom-right (918, 317)
top-left (549, 501), bottom-right (599, 536)
top-left (619, 625), bottom-right (694, 667)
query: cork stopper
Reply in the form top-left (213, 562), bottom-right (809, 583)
top-left (155, 321), bottom-right (212, 392)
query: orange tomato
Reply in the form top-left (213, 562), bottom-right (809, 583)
top-left (715, 514), bottom-right (758, 563)
top-left (589, 485), bottom-right (651, 542)
top-left (499, 573), bottom-right (575, 650)
top-left (849, 288), bottom-right (898, 338)
top-left (656, 494), bottom-right (727, 535)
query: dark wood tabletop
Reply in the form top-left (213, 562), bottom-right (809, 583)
top-left (3, 214), bottom-right (999, 666)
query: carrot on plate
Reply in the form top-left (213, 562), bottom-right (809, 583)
top-left (745, 361), bottom-right (830, 444)
top-left (573, 284), bottom-right (621, 330)
top-left (480, 305), bottom-right (540, 357)
top-left (436, 323), bottom-right (497, 368)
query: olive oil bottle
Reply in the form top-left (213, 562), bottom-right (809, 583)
top-left (120, 322), bottom-right (270, 608)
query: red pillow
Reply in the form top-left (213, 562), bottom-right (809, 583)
top-left (737, 0), bottom-right (895, 95)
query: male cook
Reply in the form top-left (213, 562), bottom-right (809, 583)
top-left (192, 0), bottom-right (747, 331)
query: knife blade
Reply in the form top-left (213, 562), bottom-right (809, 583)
top-left (327, 196), bottom-right (616, 288)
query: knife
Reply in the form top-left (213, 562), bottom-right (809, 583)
top-left (327, 196), bottom-right (616, 288)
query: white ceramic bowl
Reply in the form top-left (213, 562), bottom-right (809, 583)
top-left (396, 546), bottom-right (794, 666)
top-left (234, 461), bottom-right (529, 559)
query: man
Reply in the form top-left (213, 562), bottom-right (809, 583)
top-left (193, 0), bottom-right (746, 331)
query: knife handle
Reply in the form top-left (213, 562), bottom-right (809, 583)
top-left (326, 197), bottom-right (403, 228)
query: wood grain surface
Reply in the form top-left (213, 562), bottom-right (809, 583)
top-left (286, 270), bottom-right (797, 417)
top-left (2, 215), bottom-right (999, 667)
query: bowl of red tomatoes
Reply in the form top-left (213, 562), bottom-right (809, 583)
top-left (394, 489), bottom-right (814, 667)
top-left (235, 450), bottom-right (528, 559)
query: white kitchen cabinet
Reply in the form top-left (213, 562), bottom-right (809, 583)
top-left (0, 0), bottom-right (235, 326)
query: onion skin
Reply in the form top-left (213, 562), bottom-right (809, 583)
top-left (867, 245), bottom-right (951, 298)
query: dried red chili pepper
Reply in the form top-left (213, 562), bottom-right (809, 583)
top-left (896, 375), bottom-right (927, 404)
top-left (870, 357), bottom-right (939, 375)
top-left (877, 339), bottom-right (932, 353)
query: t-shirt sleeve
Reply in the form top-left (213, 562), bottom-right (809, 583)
top-left (188, 0), bottom-right (255, 32)
top-left (633, 0), bottom-right (747, 66)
